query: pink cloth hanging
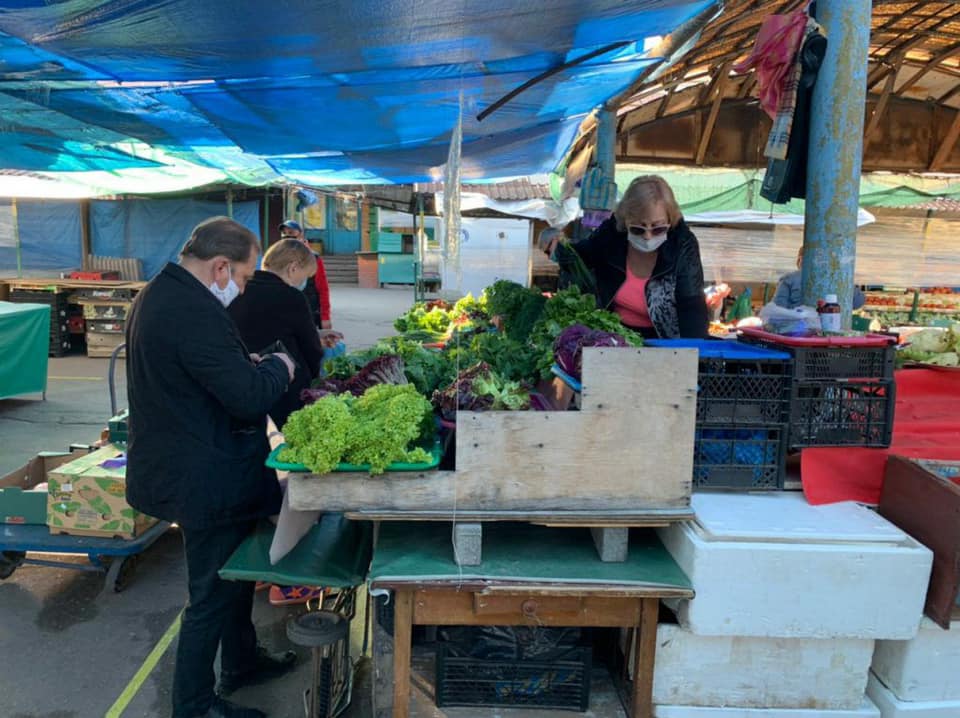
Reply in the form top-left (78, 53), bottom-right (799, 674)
top-left (733, 9), bottom-right (809, 119)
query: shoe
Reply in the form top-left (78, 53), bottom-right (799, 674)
top-left (218, 645), bottom-right (298, 696)
top-left (267, 584), bottom-right (325, 606)
top-left (195, 695), bottom-right (266, 717)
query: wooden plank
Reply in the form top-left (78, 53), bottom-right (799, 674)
top-left (633, 597), bottom-right (659, 718)
top-left (411, 589), bottom-right (642, 627)
top-left (696, 62), bottom-right (733, 165)
top-left (392, 589), bottom-right (414, 718)
top-left (865, 67), bottom-right (899, 141)
top-left (930, 108), bottom-right (960, 171)
top-left (343, 509), bottom-right (692, 525)
top-left (289, 348), bottom-right (697, 514)
top-left (878, 456), bottom-right (960, 628)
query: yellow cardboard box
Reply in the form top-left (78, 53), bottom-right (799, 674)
top-left (47, 444), bottom-right (157, 538)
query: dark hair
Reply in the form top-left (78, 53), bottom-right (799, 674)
top-left (179, 216), bottom-right (259, 262)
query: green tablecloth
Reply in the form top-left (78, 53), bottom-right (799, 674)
top-left (369, 522), bottom-right (693, 591)
top-left (219, 514), bottom-right (372, 588)
top-left (0, 301), bottom-right (49, 400)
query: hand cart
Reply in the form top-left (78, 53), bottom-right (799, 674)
top-left (0, 343), bottom-right (172, 594)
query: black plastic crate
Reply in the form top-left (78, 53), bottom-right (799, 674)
top-left (740, 333), bottom-right (895, 381)
top-left (694, 426), bottom-right (787, 490)
top-left (647, 339), bottom-right (791, 426)
top-left (436, 644), bottom-right (591, 711)
top-left (697, 357), bottom-right (791, 425)
top-left (789, 379), bottom-right (895, 448)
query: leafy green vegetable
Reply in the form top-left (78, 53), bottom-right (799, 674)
top-left (484, 280), bottom-right (535, 323)
top-left (527, 286), bottom-right (644, 378)
top-left (279, 395), bottom-right (354, 474)
top-left (343, 384), bottom-right (434, 474)
top-left (280, 384), bottom-right (433, 475)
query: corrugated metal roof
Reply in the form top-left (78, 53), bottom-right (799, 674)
top-left (900, 197), bottom-right (960, 212)
top-left (420, 176), bottom-right (553, 200)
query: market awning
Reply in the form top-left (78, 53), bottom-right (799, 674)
top-left (0, 0), bottom-right (719, 189)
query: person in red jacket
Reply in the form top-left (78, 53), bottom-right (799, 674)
top-left (278, 220), bottom-right (332, 330)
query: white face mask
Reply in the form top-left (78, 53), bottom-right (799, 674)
top-left (627, 231), bottom-right (668, 253)
top-left (294, 278), bottom-right (308, 291)
top-left (209, 264), bottom-right (240, 307)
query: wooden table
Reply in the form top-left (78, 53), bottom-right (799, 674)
top-left (369, 522), bottom-right (694, 718)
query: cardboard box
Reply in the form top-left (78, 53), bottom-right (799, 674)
top-left (0, 451), bottom-right (79, 525)
top-left (47, 444), bottom-right (156, 538)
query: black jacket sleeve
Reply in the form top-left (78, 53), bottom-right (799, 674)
top-left (292, 292), bottom-right (324, 379)
top-left (177, 316), bottom-right (289, 423)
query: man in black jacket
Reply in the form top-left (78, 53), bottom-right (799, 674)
top-left (126, 217), bottom-right (298, 718)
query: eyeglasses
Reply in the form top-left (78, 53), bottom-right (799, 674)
top-left (628, 224), bottom-right (670, 238)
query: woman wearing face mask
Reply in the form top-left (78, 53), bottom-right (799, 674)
top-left (228, 239), bottom-right (324, 429)
top-left (550, 175), bottom-right (709, 339)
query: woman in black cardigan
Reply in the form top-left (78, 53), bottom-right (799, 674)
top-left (551, 175), bottom-right (709, 339)
top-left (229, 239), bottom-right (324, 429)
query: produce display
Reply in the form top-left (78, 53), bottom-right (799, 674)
top-left (896, 325), bottom-right (960, 367)
top-left (280, 280), bottom-right (645, 475)
top-left (279, 383), bottom-right (434, 474)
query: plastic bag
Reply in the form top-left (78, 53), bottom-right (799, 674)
top-left (758, 301), bottom-right (820, 336)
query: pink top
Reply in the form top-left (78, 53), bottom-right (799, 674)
top-left (613, 270), bottom-right (653, 329)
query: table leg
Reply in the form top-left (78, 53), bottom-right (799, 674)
top-left (631, 597), bottom-right (659, 718)
top-left (392, 589), bottom-right (414, 718)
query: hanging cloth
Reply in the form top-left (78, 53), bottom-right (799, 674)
top-left (765, 17), bottom-right (825, 160)
top-left (732, 10), bottom-right (809, 120)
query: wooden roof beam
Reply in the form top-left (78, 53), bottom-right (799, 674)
top-left (897, 42), bottom-right (960, 95)
top-left (696, 62), bottom-right (733, 165)
top-left (865, 55), bottom-right (904, 139)
top-left (930, 109), bottom-right (960, 170)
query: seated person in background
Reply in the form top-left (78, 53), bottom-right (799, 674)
top-left (229, 239), bottom-right (324, 430)
top-left (545, 175), bottom-right (708, 338)
top-left (774, 246), bottom-right (865, 309)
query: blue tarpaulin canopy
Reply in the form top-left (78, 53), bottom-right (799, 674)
top-left (0, 0), bottom-right (718, 187)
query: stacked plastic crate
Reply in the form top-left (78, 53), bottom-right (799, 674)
top-left (9, 289), bottom-right (72, 356)
top-left (739, 329), bottom-right (896, 449)
top-left (648, 339), bottom-right (792, 490)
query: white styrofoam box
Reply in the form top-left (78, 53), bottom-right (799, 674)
top-left (867, 672), bottom-right (960, 717)
top-left (653, 623), bottom-right (873, 709)
top-left (658, 494), bottom-right (933, 639)
top-left (655, 697), bottom-right (881, 718)
top-left (871, 619), bottom-right (960, 702)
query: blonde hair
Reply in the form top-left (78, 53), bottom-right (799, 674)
top-left (262, 239), bottom-right (316, 275)
top-left (614, 175), bottom-right (682, 232)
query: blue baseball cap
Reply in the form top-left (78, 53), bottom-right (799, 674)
top-left (279, 219), bottom-right (302, 232)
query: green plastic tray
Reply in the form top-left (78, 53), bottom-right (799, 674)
top-left (266, 440), bottom-right (442, 473)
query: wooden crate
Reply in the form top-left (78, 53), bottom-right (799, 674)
top-left (86, 330), bottom-right (125, 358)
top-left (879, 456), bottom-right (960, 628)
top-left (289, 348), bottom-right (697, 516)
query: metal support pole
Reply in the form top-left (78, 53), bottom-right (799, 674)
top-left (261, 189), bottom-right (269, 251)
top-left (226, 187), bottom-right (234, 219)
top-left (801, 0), bottom-right (871, 327)
top-left (11, 198), bottom-right (21, 278)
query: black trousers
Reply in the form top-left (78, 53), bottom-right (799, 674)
top-left (172, 521), bottom-right (258, 718)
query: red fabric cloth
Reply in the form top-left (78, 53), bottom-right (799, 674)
top-left (732, 10), bottom-right (808, 119)
top-left (313, 255), bottom-right (331, 323)
top-left (802, 369), bottom-right (960, 505)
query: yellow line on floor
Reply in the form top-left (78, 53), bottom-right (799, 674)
top-left (49, 376), bottom-right (103, 381)
top-left (104, 610), bottom-right (182, 718)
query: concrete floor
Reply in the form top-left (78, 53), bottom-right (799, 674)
top-left (0, 285), bottom-right (626, 718)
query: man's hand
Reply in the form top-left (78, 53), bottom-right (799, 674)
top-left (249, 352), bottom-right (262, 364)
top-left (271, 353), bottom-right (296, 382)
top-left (321, 319), bottom-right (333, 330)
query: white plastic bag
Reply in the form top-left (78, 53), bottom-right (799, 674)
top-left (758, 302), bottom-right (821, 335)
